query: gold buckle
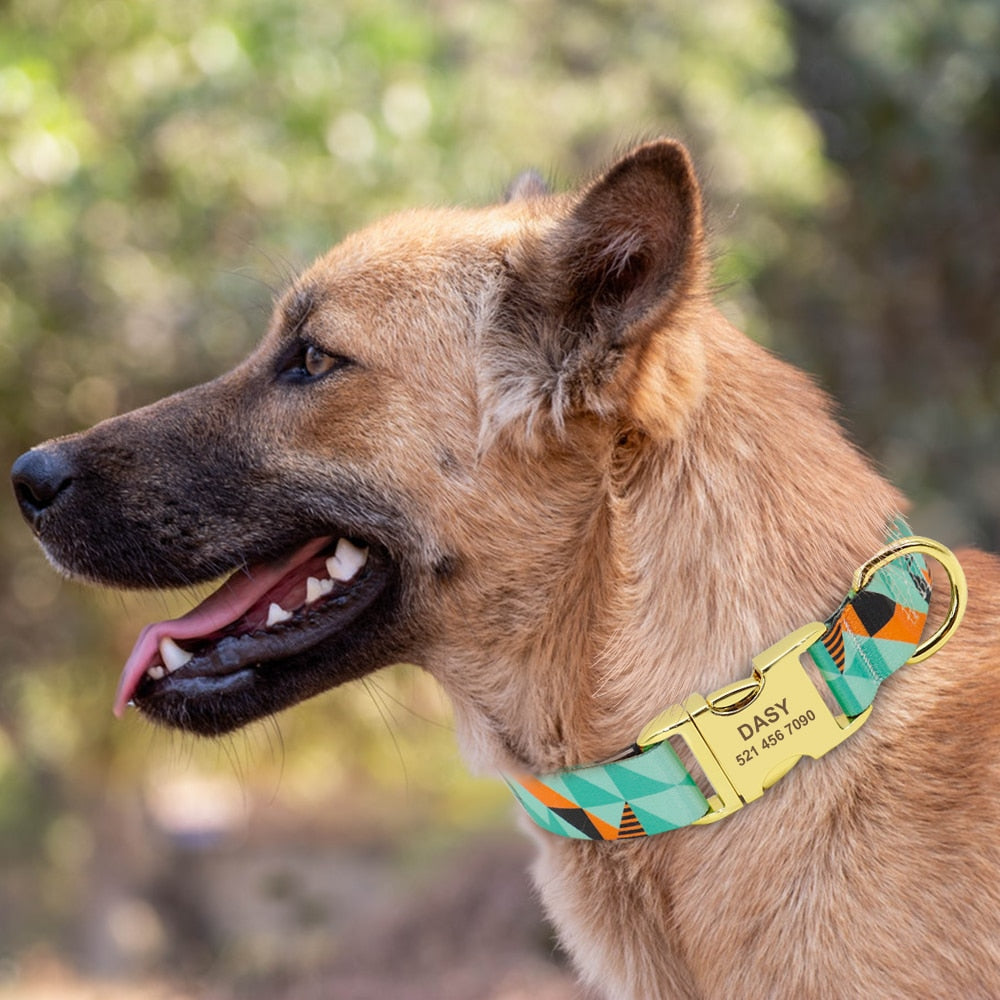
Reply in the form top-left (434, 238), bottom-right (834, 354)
top-left (637, 623), bottom-right (871, 824)
top-left (636, 536), bottom-right (967, 824)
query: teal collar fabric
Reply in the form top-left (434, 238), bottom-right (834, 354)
top-left (504, 520), bottom-right (933, 841)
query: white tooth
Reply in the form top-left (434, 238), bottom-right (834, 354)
top-left (266, 602), bottom-right (293, 627)
top-left (305, 576), bottom-right (336, 604)
top-left (147, 665), bottom-right (166, 680)
top-left (326, 539), bottom-right (368, 582)
top-left (159, 637), bottom-right (193, 673)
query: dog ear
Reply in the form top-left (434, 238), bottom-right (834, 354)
top-left (487, 140), bottom-right (708, 444)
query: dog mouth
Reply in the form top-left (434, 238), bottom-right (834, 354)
top-left (117, 535), bottom-right (394, 727)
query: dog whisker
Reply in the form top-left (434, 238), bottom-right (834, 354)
top-left (360, 677), bottom-right (409, 791)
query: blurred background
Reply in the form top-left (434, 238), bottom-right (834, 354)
top-left (1, 0), bottom-right (997, 997)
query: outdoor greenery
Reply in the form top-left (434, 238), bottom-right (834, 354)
top-left (1, 0), bottom-right (997, 992)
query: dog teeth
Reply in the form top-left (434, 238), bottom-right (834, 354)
top-left (266, 602), bottom-right (294, 627)
top-left (139, 541), bottom-right (370, 684)
top-left (326, 538), bottom-right (368, 582)
top-left (159, 637), bottom-right (193, 673)
top-left (305, 576), bottom-right (335, 604)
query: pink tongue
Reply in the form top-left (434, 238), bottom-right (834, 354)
top-left (114, 536), bottom-right (333, 717)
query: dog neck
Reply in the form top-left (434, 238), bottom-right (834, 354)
top-left (452, 310), bottom-right (904, 777)
top-left (593, 315), bottom-right (903, 742)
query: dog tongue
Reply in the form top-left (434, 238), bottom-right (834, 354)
top-left (113, 537), bottom-right (333, 717)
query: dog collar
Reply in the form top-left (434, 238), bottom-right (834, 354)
top-left (505, 521), bottom-right (967, 840)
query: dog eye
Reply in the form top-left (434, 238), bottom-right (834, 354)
top-left (277, 340), bottom-right (353, 383)
top-left (303, 344), bottom-right (340, 378)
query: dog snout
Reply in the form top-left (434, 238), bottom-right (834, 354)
top-left (11, 446), bottom-right (75, 529)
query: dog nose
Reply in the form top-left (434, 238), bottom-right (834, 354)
top-left (11, 447), bottom-right (75, 528)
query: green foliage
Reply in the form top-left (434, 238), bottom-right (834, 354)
top-left (773, 0), bottom-right (1000, 543)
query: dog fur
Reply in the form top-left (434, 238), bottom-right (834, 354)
top-left (12, 140), bottom-right (1000, 998)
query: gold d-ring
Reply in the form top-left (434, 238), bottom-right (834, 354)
top-left (851, 536), bottom-right (967, 664)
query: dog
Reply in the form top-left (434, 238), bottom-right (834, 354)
top-left (11, 139), bottom-right (1000, 998)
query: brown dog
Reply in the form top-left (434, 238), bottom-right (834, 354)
top-left (12, 140), bottom-right (1000, 998)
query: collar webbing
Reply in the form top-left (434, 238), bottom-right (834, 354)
top-left (505, 521), bottom-right (963, 841)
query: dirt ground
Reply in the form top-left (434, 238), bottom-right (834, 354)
top-left (3, 835), bottom-right (588, 1000)
top-left (234, 837), bottom-right (586, 1000)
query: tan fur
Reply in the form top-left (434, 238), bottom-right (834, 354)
top-left (284, 143), bottom-right (1000, 996)
top-left (18, 140), bottom-right (1000, 996)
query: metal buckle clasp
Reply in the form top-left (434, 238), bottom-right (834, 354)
top-left (635, 537), bottom-right (966, 826)
top-left (636, 622), bottom-right (871, 824)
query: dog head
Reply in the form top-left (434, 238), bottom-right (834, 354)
top-left (11, 140), bottom-right (709, 748)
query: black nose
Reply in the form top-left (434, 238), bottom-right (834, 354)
top-left (11, 447), bottom-right (75, 528)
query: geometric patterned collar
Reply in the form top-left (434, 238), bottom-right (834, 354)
top-left (505, 519), bottom-right (966, 840)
